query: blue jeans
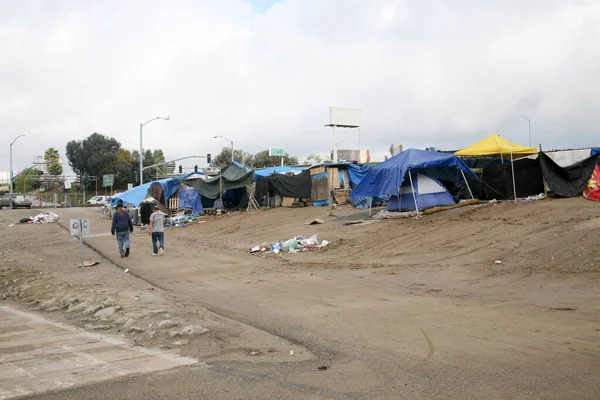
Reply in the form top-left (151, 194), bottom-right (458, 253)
top-left (152, 232), bottom-right (165, 254)
top-left (116, 231), bottom-right (130, 255)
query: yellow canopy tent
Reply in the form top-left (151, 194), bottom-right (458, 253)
top-left (454, 135), bottom-right (537, 157)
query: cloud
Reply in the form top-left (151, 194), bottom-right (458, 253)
top-left (1, 0), bottom-right (599, 174)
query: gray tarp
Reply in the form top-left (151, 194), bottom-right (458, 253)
top-left (178, 163), bottom-right (255, 199)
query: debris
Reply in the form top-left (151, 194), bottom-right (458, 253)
top-left (343, 220), bottom-right (364, 225)
top-left (179, 325), bottom-right (209, 336)
top-left (158, 319), bottom-right (180, 329)
top-left (494, 260), bottom-right (502, 264)
top-left (305, 218), bottom-right (325, 225)
top-left (80, 260), bottom-right (100, 268)
top-left (124, 269), bottom-right (130, 274)
top-left (290, 350), bottom-right (295, 356)
top-left (252, 234), bottom-right (329, 255)
top-left (32, 212), bottom-right (59, 224)
top-left (373, 211), bottom-right (420, 220)
top-left (318, 366), bottom-right (328, 371)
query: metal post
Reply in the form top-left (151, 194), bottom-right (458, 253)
top-left (332, 125), bottom-right (338, 163)
top-left (510, 140), bottom-right (517, 202)
top-left (9, 142), bottom-right (13, 193)
top-left (408, 170), bottom-right (419, 213)
top-left (281, 156), bottom-right (284, 167)
top-left (139, 123), bottom-right (143, 185)
top-left (528, 119), bottom-right (531, 148)
top-left (79, 218), bottom-right (84, 268)
top-left (460, 170), bottom-right (474, 199)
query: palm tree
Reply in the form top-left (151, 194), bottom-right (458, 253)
top-left (44, 147), bottom-right (62, 175)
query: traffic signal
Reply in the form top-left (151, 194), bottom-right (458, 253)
top-left (178, 165), bottom-right (182, 174)
top-left (206, 153), bottom-right (211, 164)
top-left (194, 165), bottom-right (198, 173)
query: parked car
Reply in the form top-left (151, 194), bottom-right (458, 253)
top-left (60, 201), bottom-right (76, 208)
top-left (1, 193), bottom-right (32, 209)
top-left (86, 195), bottom-right (108, 206)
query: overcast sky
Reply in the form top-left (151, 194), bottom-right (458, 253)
top-left (1, 0), bottom-right (599, 174)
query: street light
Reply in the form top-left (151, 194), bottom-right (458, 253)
top-left (140, 116), bottom-right (169, 185)
top-left (213, 136), bottom-right (234, 163)
top-left (9, 134), bottom-right (25, 193)
top-left (522, 115), bottom-right (531, 147)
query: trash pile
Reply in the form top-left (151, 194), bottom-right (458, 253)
top-left (17, 212), bottom-right (59, 224)
top-left (251, 234), bottom-right (329, 254)
top-left (166, 213), bottom-right (204, 228)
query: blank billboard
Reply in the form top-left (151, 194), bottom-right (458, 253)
top-left (329, 107), bottom-right (362, 127)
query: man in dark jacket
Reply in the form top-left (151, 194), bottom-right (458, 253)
top-left (111, 203), bottom-right (134, 257)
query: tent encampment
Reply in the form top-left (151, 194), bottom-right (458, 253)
top-left (454, 135), bottom-right (538, 157)
top-left (351, 148), bottom-right (477, 212)
top-left (178, 162), bottom-right (254, 200)
top-left (110, 178), bottom-right (180, 208)
top-left (538, 152), bottom-right (600, 197)
top-left (386, 174), bottom-right (455, 211)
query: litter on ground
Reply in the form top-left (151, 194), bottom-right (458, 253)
top-left (251, 234), bottom-right (329, 254)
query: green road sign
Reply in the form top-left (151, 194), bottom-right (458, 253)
top-left (103, 174), bottom-right (114, 187)
top-left (269, 147), bottom-right (285, 157)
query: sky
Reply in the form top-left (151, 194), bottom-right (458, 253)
top-left (1, 0), bottom-right (599, 175)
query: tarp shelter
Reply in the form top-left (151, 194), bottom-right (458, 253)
top-left (139, 197), bottom-right (170, 225)
top-left (110, 179), bottom-right (179, 208)
top-left (454, 135), bottom-right (538, 156)
top-left (254, 166), bottom-right (306, 179)
top-left (583, 164), bottom-right (600, 201)
top-left (178, 162), bottom-right (254, 200)
top-left (178, 189), bottom-right (204, 214)
top-left (538, 152), bottom-right (600, 197)
top-left (352, 148), bottom-right (477, 212)
top-left (481, 158), bottom-right (544, 200)
top-left (255, 170), bottom-right (312, 206)
top-left (592, 148), bottom-right (600, 157)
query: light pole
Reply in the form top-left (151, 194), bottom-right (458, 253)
top-left (213, 136), bottom-right (234, 163)
top-left (522, 115), bottom-right (531, 147)
top-left (140, 116), bottom-right (169, 185)
top-left (9, 135), bottom-right (25, 193)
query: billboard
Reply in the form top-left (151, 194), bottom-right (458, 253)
top-left (336, 150), bottom-right (371, 163)
top-left (328, 107), bottom-right (362, 127)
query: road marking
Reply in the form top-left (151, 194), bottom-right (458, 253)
top-left (0, 306), bottom-right (198, 399)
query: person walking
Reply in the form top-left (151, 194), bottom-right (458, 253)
top-left (148, 205), bottom-right (166, 256)
top-left (111, 203), bottom-right (134, 258)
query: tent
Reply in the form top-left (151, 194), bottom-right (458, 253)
top-left (178, 189), bottom-right (204, 214)
top-left (255, 170), bottom-right (312, 207)
top-left (481, 157), bottom-right (544, 200)
top-left (351, 148), bottom-right (477, 212)
top-left (583, 164), bottom-right (600, 201)
top-left (538, 152), bottom-right (600, 197)
top-left (454, 135), bottom-right (538, 156)
top-left (110, 178), bottom-right (179, 208)
top-left (178, 162), bottom-right (254, 200)
top-left (386, 174), bottom-right (455, 211)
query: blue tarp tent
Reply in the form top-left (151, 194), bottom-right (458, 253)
top-left (111, 178), bottom-right (180, 207)
top-left (178, 189), bottom-right (204, 214)
top-left (351, 149), bottom-right (477, 212)
top-left (592, 148), bottom-right (600, 157)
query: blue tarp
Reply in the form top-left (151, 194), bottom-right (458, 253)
top-left (178, 190), bottom-right (204, 214)
top-left (255, 166), bottom-right (306, 179)
top-left (351, 149), bottom-right (477, 197)
top-left (592, 148), bottom-right (600, 156)
top-left (111, 178), bottom-right (180, 207)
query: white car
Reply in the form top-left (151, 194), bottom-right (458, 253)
top-left (86, 196), bottom-right (108, 206)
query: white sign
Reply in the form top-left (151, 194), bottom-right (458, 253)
top-left (269, 148), bottom-right (285, 157)
top-left (328, 107), bottom-right (362, 127)
top-left (127, 183), bottom-right (133, 190)
top-left (70, 218), bottom-right (91, 236)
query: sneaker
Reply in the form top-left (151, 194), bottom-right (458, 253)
top-left (125, 247), bottom-right (130, 257)
top-left (120, 254), bottom-right (125, 258)
top-left (152, 253), bottom-right (158, 256)
top-left (159, 247), bottom-right (164, 256)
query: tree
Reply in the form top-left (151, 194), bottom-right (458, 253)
top-left (44, 147), bottom-right (63, 175)
top-left (114, 149), bottom-right (136, 187)
top-left (304, 154), bottom-right (323, 165)
top-left (13, 168), bottom-right (42, 193)
top-left (66, 133), bottom-right (121, 188)
top-left (211, 147), bottom-right (253, 169)
top-left (252, 150), bottom-right (299, 169)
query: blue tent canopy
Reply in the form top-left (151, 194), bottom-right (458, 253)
top-left (111, 178), bottom-right (180, 207)
top-left (351, 149), bottom-right (477, 198)
top-left (592, 148), bottom-right (600, 157)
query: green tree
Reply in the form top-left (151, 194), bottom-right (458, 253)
top-left (304, 154), bottom-right (323, 165)
top-left (114, 149), bottom-right (136, 187)
top-left (13, 168), bottom-right (42, 193)
top-left (211, 147), bottom-right (252, 169)
top-left (44, 147), bottom-right (63, 175)
top-left (253, 150), bottom-right (299, 169)
top-left (66, 133), bottom-right (121, 188)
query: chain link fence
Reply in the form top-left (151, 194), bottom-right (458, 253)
top-left (23, 192), bottom-right (103, 208)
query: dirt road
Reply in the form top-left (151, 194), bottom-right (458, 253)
top-left (2, 197), bottom-right (600, 399)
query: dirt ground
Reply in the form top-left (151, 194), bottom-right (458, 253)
top-left (1, 197), bottom-right (600, 399)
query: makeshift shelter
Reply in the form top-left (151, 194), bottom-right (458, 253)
top-left (481, 157), bottom-right (544, 200)
top-left (178, 189), bottom-right (204, 214)
top-left (583, 164), bottom-right (600, 201)
top-left (352, 148), bottom-right (477, 212)
top-left (110, 179), bottom-right (179, 208)
top-left (139, 197), bottom-right (170, 225)
top-left (178, 162), bottom-right (254, 200)
top-left (454, 135), bottom-right (538, 157)
top-left (254, 166), bottom-right (306, 180)
top-left (538, 152), bottom-right (600, 197)
top-left (255, 170), bottom-right (312, 207)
